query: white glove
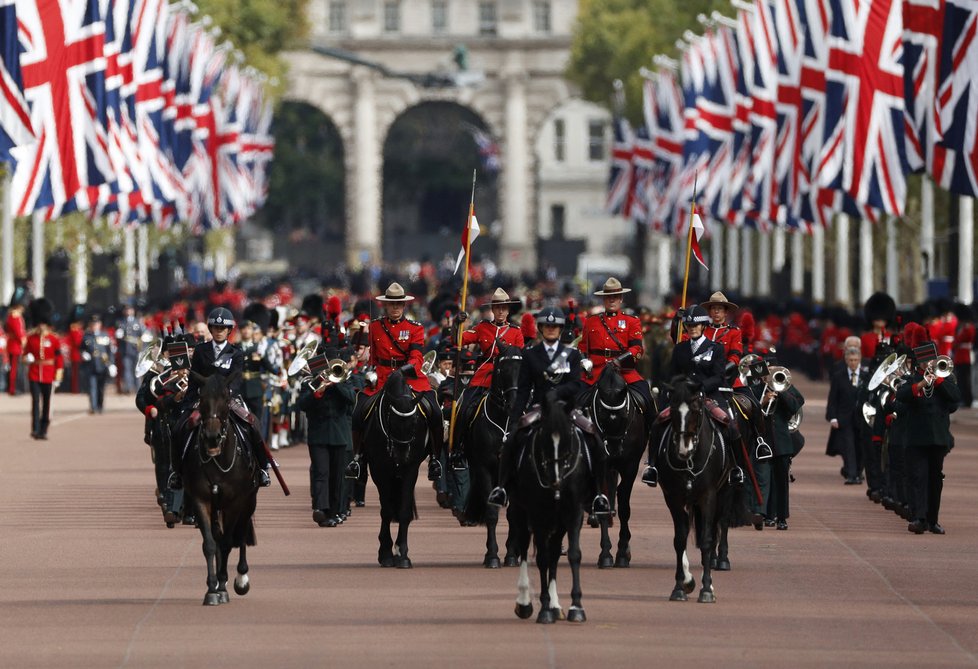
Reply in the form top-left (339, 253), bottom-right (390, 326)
top-left (24, 353), bottom-right (35, 364)
top-left (109, 364), bottom-right (118, 378)
top-left (829, 418), bottom-right (839, 429)
top-left (82, 352), bottom-right (92, 361)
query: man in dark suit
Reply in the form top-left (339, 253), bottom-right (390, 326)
top-left (172, 307), bottom-right (270, 490)
top-left (487, 306), bottom-right (611, 515)
top-left (826, 346), bottom-right (864, 484)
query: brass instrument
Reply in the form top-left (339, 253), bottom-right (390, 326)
top-left (288, 339), bottom-right (319, 377)
top-left (929, 355), bottom-right (954, 379)
top-left (135, 338), bottom-right (164, 377)
top-left (420, 350), bottom-right (437, 376)
top-left (307, 358), bottom-right (351, 393)
top-left (788, 407), bottom-right (803, 433)
top-left (761, 366), bottom-right (791, 416)
top-left (737, 353), bottom-right (763, 382)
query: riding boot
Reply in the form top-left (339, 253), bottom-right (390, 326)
top-left (422, 393), bottom-right (444, 481)
top-left (488, 434), bottom-right (517, 508)
top-left (588, 435), bottom-right (612, 517)
top-left (346, 429), bottom-right (363, 480)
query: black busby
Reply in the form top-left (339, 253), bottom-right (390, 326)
top-left (300, 293), bottom-right (324, 320)
top-left (242, 302), bottom-right (271, 332)
top-left (864, 292), bottom-right (896, 326)
top-left (69, 304), bottom-right (87, 324)
top-left (27, 297), bottom-right (54, 326)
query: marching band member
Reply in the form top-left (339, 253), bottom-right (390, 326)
top-left (81, 314), bottom-right (116, 414)
top-left (762, 368), bottom-right (804, 531)
top-left (24, 298), bottom-right (63, 440)
top-left (345, 283), bottom-right (444, 483)
top-left (897, 341), bottom-right (961, 534)
top-left (450, 287), bottom-right (525, 469)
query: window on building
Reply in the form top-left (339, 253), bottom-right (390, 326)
top-left (554, 118), bottom-right (566, 162)
top-left (328, 0), bottom-right (346, 34)
top-left (383, 1), bottom-right (400, 33)
top-left (432, 0), bottom-right (447, 33)
top-left (550, 204), bottom-right (566, 240)
top-left (588, 119), bottom-right (606, 161)
top-left (533, 1), bottom-right (551, 34)
top-left (478, 1), bottom-right (497, 36)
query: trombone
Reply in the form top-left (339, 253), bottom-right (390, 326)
top-left (307, 358), bottom-right (351, 393)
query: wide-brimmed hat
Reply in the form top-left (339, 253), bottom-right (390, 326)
top-left (593, 277), bottom-right (631, 296)
top-left (488, 287), bottom-right (520, 307)
top-left (375, 282), bottom-right (415, 302)
top-left (701, 291), bottom-right (739, 311)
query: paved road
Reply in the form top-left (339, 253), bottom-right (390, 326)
top-left (1, 377), bottom-right (976, 668)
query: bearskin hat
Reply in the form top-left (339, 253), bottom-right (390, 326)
top-left (268, 307), bottom-right (280, 331)
top-left (326, 295), bottom-right (342, 319)
top-left (864, 292), bottom-right (897, 326)
top-left (738, 310), bottom-right (755, 343)
top-left (952, 302), bottom-right (975, 323)
top-left (300, 293), bottom-right (324, 320)
top-left (520, 312), bottom-right (537, 341)
top-left (242, 303), bottom-right (271, 332)
top-left (27, 297), bottom-right (54, 326)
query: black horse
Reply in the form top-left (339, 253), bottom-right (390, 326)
top-left (650, 376), bottom-right (738, 604)
top-left (180, 372), bottom-right (258, 606)
top-left (458, 342), bottom-right (522, 569)
top-left (364, 368), bottom-right (429, 569)
top-left (508, 394), bottom-right (590, 624)
top-left (587, 363), bottom-right (648, 568)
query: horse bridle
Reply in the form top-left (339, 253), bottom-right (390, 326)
top-left (658, 399), bottom-right (726, 482)
top-left (528, 424), bottom-right (584, 500)
top-left (591, 385), bottom-right (632, 445)
top-left (378, 393), bottom-right (427, 457)
top-left (197, 408), bottom-right (235, 473)
top-left (482, 352), bottom-right (522, 438)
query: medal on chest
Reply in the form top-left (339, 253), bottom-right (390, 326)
top-left (398, 330), bottom-right (410, 342)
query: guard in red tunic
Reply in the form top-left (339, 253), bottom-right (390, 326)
top-left (5, 300), bottom-right (27, 395)
top-left (24, 299), bottom-right (63, 440)
top-left (951, 304), bottom-right (975, 408)
top-left (860, 292), bottom-right (896, 361)
top-left (579, 277), bottom-right (653, 424)
top-left (450, 287), bottom-right (525, 468)
top-left (345, 283), bottom-right (443, 482)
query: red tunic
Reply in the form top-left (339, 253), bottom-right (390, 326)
top-left (364, 317), bottom-right (430, 396)
top-left (5, 312), bottom-right (26, 356)
top-left (67, 323), bottom-right (85, 364)
top-left (26, 331), bottom-right (63, 383)
top-left (579, 311), bottom-right (644, 386)
top-left (860, 329), bottom-right (891, 360)
top-left (459, 320), bottom-right (525, 388)
top-left (939, 314), bottom-right (958, 357)
top-left (952, 322), bottom-right (975, 366)
top-left (704, 324), bottom-right (742, 366)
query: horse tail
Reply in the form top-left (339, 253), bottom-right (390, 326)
top-left (464, 467), bottom-right (490, 525)
top-left (720, 478), bottom-right (753, 529)
top-left (244, 517), bottom-right (257, 547)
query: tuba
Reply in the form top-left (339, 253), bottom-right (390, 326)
top-left (420, 349), bottom-right (437, 376)
top-left (761, 366), bottom-right (791, 415)
top-left (288, 339), bottom-right (319, 377)
top-left (788, 407), bottom-right (803, 433)
top-left (135, 338), bottom-right (165, 377)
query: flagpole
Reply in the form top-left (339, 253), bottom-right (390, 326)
top-left (678, 173), bottom-right (698, 342)
top-left (447, 170), bottom-right (477, 456)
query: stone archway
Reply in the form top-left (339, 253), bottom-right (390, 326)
top-left (257, 101), bottom-right (346, 268)
top-left (381, 101), bottom-right (499, 265)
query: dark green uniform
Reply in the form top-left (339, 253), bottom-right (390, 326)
top-left (766, 386), bottom-right (804, 526)
top-left (298, 378), bottom-right (356, 521)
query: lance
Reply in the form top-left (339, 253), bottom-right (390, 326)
top-left (447, 170), bottom-right (477, 458)
top-left (678, 173), bottom-right (699, 342)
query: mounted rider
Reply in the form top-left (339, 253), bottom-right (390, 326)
top-left (449, 287), bottom-right (525, 469)
top-left (486, 306), bottom-right (611, 516)
top-left (701, 292), bottom-right (743, 381)
top-left (578, 278), bottom-right (654, 429)
top-left (344, 283), bottom-right (444, 483)
top-left (643, 305), bottom-right (744, 487)
top-left (169, 307), bottom-right (272, 492)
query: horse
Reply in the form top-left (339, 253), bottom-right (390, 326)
top-left (650, 376), bottom-right (738, 604)
top-left (363, 368), bottom-right (429, 569)
top-left (507, 394), bottom-right (590, 624)
top-left (179, 371), bottom-right (258, 606)
top-left (457, 341), bottom-right (522, 569)
top-left (587, 363), bottom-right (649, 568)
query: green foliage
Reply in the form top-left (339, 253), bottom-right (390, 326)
top-left (568, 0), bottom-right (731, 123)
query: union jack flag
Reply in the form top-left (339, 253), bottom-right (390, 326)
top-left (821, 0), bottom-right (909, 216)
top-left (742, 0), bottom-right (780, 231)
top-left (676, 36), bottom-right (711, 236)
top-left (606, 114), bottom-right (634, 216)
top-left (12, 0), bottom-right (112, 216)
top-left (773, 0), bottom-right (805, 228)
top-left (696, 27), bottom-right (738, 226)
top-left (725, 9), bottom-right (756, 227)
top-left (642, 71), bottom-right (684, 233)
top-left (1, 0), bottom-right (34, 165)
top-left (934, 0), bottom-right (978, 196)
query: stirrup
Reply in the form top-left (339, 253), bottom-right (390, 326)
top-left (257, 469), bottom-right (271, 487)
top-left (729, 467), bottom-right (745, 485)
top-left (641, 465), bottom-right (658, 488)
top-left (345, 458), bottom-right (361, 480)
top-left (427, 458), bottom-right (443, 482)
top-left (591, 494), bottom-right (612, 516)
top-left (487, 486), bottom-right (508, 508)
top-left (167, 471), bottom-right (183, 490)
top-left (755, 438), bottom-right (773, 460)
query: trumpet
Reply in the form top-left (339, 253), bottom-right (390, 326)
top-left (307, 358), bottom-right (351, 393)
top-left (927, 355), bottom-right (954, 379)
top-left (761, 366), bottom-right (791, 416)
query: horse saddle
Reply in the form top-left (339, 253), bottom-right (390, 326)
top-left (518, 405), bottom-right (595, 436)
top-left (704, 398), bottom-right (730, 426)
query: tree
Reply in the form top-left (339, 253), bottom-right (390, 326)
top-left (567, 0), bottom-right (729, 124)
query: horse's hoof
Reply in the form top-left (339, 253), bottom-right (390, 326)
top-left (483, 556), bottom-right (501, 569)
top-left (597, 554), bottom-right (614, 569)
top-left (165, 522), bottom-right (175, 529)
top-left (554, 607), bottom-right (566, 621)
top-left (503, 555), bottom-right (519, 568)
top-left (698, 589), bottom-right (717, 604)
top-left (396, 557), bottom-right (413, 569)
top-left (233, 574), bottom-right (250, 596)
top-left (536, 609), bottom-right (556, 624)
top-left (379, 555), bottom-right (395, 568)
top-left (203, 592), bottom-right (222, 606)
top-left (218, 591), bottom-right (230, 604)
top-left (514, 603), bottom-right (534, 619)
top-left (613, 554), bottom-right (630, 568)
top-left (567, 607), bottom-right (587, 623)
top-left (716, 558), bottom-right (731, 572)
top-left (669, 589), bottom-right (688, 602)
